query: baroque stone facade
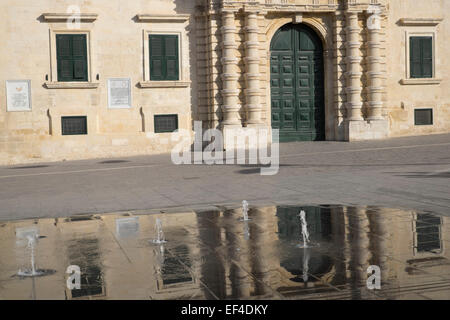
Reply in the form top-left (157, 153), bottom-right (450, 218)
top-left (0, 0), bottom-right (449, 164)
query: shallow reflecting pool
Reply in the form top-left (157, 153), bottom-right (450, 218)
top-left (0, 205), bottom-right (449, 300)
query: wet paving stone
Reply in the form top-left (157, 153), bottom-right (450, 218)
top-left (0, 204), bottom-right (449, 300)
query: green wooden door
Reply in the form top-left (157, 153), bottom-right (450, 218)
top-left (270, 24), bottom-right (324, 142)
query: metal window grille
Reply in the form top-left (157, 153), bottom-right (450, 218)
top-left (62, 116), bottom-right (87, 135)
top-left (414, 109), bottom-right (433, 126)
top-left (154, 114), bottom-right (178, 133)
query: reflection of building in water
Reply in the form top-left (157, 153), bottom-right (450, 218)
top-left (1, 206), bottom-right (449, 299)
top-left (391, 211), bottom-right (450, 299)
top-left (191, 205), bottom-right (450, 299)
top-left (196, 210), bottom-right (227, 299)
top-left (248, 206), bottom-right (278, 297)
top-left (347, 207), bottom-right (372, 299)
top-left (101, 212), bottom-right (202, 300)
top-left (277, 206), bottom-right (334, 285)
top-left (223, 208), bottom-right (252, 298)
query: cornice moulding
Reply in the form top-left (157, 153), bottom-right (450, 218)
top-left (398, 18), bottom-right (443, 26)
top-left (136, 14), bottom-right (190, 23)
top-left (138, 81), bottom-right (191, 88)
top-left (42, 13), bottom-right (98, 22)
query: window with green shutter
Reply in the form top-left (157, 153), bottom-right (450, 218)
top-left (149, 35), bottom-right (179, 81)
top-left (410, 36), bottom-right (433, 79)
top-left (56, 34), bottom-right (88, 82)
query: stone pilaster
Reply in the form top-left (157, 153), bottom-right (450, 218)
top-left (333, 12), bottom-right (347, 140)
top-left (344, 7), bottom-right (389, 141)
top-left (366, 12), bottom-right (383, 120)
top-left (220, 10), bottom-right (240, 126)
top-left (244, 10), bottom-right (263, 125)
top-left (345, 12), bottom-right (363, 122)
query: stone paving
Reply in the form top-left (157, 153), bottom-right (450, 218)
top-left (0, 133), bottom-right (449, 221)
top-left (0, 205), bottom-right (449, 300)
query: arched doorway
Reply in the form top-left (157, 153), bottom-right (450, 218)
top-left (270, 23), bottom-right (325, 141)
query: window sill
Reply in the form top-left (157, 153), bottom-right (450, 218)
top-left (138, 81), bottom-right (190, 88)
top-left (44, 82), bottom-right (100, 89)
top-left (400, 78), bottom-right (442, 85)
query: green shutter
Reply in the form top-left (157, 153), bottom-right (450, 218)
top-left (56, 34), bottom-right (88, 82)
top-left (57, 35), bottom-right (74, 81)
top-left (410, 36), bottom-right (433, 79)
top-left (421, 37), bottom-right (433, 78)
top-left (149, 36), bottom-right (164, 80)
top-left (164, 35), bottom-right (179, 80)
top-left (72, 35), bottom-right (88, 81)
top-left (149, 35), bottom-right (179, 81)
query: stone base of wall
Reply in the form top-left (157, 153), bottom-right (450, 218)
top-left (221, 124), bottom-right (272, 151)
top-left (0, 133), bottom-right (179, 166)
top-left (345, 119), bottom-right (389, 141)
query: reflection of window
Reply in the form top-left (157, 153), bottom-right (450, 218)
top-left (71, 265), bottom-right (104, 298)
top-left (276, 206), bottom-right (331, 242)
top-left (56, 34), bottom-right (88, 82)
top-left (66, 238), bottom-right (106, 299)
top-left (161, 245), bottom-right (193, 286)
top-left (414, 213), bottom-right (442, 254)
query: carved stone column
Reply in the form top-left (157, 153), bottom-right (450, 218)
top-left (345, 12), bottom-right (363, 121)
top-left (332, 12), bottom-right (347, 140)
top-left (221, 10), bottom-right (240, 126)
top-left (244, 10), bottom-right (262, 125)
top-left (366, 12), bottom-right (383, 120)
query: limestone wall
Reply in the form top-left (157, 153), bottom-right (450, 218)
top-left (0, 0), bottom-right (198, 165)
top-left (1, 0), bottom-right (450, 165)
top-left (385, 0), bottom-right (450, 137)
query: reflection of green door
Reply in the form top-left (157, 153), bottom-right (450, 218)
top-left (276, 206), bottom-right (331, 243)
top-left (270, 23), bottom-right (324, 142)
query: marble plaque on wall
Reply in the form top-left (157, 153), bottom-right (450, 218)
top-left (6, 80), bottom-right (31, 111)
top-left (108, 78), bottom-right (132, 109)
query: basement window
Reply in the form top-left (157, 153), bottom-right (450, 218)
top-left (154, 114), bottom-right (178, 133)
top-left (62, 116), bottom-right (88, 135)
top-left (414, 109), bottom-right (433, 126)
